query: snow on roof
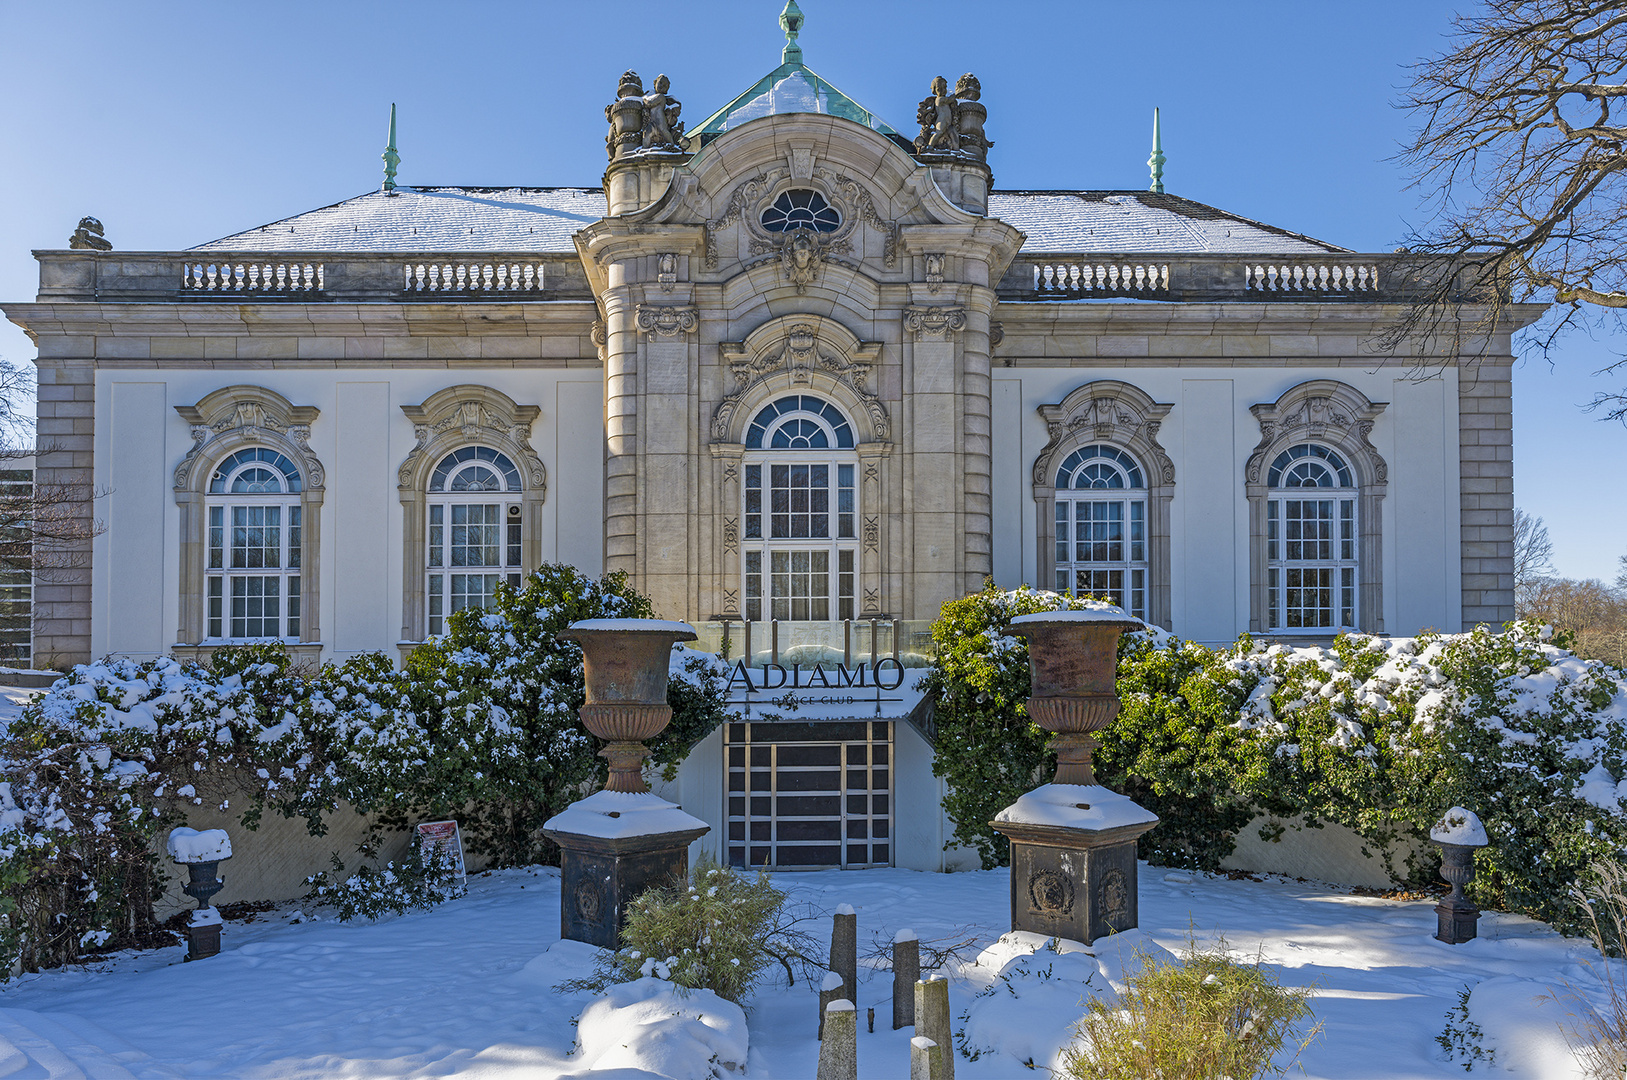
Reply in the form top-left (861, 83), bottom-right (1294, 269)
top-left (190, 187), bottom-right (607, 253)
top-left (193, 187), bottom-right (1347, 256)
top-left (988, 191), bottom-right (1347, 254)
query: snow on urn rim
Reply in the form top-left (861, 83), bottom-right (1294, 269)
top-left (564, 618), bottom-right (699, 637)
top-left (1430, 806), bottom-right (1490, 847)
top-left (1009, 607), bottom-right (1146, 629)
top-left (166, 827), bottom-right (232, 864)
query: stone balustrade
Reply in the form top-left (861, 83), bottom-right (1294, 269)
top-left (998, 251), bottom-right (1476, 303)
top-left (32, 249), bottom-right (1473, 306)
top-left (34, 250), bottom-right (592, 302)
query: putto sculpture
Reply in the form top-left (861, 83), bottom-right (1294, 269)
top-left (605, 70), bottom-right (686, 162)
top-left (913, 73), bottom-right (991, 163)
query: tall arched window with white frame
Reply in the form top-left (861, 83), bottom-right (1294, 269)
top-left (1266, 444), bottom-right (1359, 631)
top-left (425, 446), bottom-right (524, 636)
top-left (1053, 444), bottom-right (1148, 619)
top-left (205, 448), bottom-right (304, 641)
top-left (741, 395), bottom-right (858, 622)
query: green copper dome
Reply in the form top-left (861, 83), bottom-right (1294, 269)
top-left (687, 2), bottom-right (899, 145)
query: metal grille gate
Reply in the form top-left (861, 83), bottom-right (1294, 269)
top-left (724, 720), bottom-right (892, 869)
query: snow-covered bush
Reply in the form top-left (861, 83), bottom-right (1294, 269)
top-left (1061, 936), bottom-right (1317, 1080)
top-left (0, 564), bottom-right (734, 974)
top-left (302, 844), bottom-right (465, 922)
top-left (928, 582), bottom-right (1627, 930)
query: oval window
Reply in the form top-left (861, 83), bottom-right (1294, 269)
top-left (760, 189), bottom-right (841, 233)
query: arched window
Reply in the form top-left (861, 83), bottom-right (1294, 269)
top-left (425, 446), bottom-right (524, 636)
top-left (1053, 445), bottom-right (1148, 619)
top-left (759, 190), bottom-right (842, 233)
top-left (1265, 444), bottom-right (1358, 631)
top-left (742, 396), bottom-right (857, 621)
top-left (204, 448), bottom-right (304, 640)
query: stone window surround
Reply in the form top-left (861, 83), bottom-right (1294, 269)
top-left (1031, 380), bottom-right (1175, 629)
top-left (709, 314), bottom-right (892, 620)
top-left (397, 384), bottom-right (547, 644)
top-left (1245, 379), bottom-right (1389, 636)
top-left (171, 385), bottom-right (325, 665)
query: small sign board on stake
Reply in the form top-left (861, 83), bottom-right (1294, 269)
top-left (415, 820), bottom-right (467, 884)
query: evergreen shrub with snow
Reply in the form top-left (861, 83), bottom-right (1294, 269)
top-left (575, 857), bottom-right (813, 1003)
top-left (0, 564), bottom-right (733, 974)
top-left (302, 843), bottom-right (466, 922)
top-left (927, 582), bottom-right (1627, 931)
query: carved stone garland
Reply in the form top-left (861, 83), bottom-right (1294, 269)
top-left (175, 389), bottom-right (323, 494)
top-left (711, 323), bottom-right (890, 442)
top-left (398, 389), bottom-right (546, 496)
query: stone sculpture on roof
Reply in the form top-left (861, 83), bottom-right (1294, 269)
top-left (605, 70), bottom-right (686, 162)
top-left (913, 74), bottom-right (990, 164)
top-left (68, 216), bottom-right (111, 251)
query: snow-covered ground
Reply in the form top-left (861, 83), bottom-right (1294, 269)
top-left (0, 862), bottom-right (1606, 1079)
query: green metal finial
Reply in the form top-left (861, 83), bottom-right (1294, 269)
top-left (382, 103), bottom-right (401, 192)
top-left (1148, 107), bottom-right (1166, 195)
top-left (780, 0), bottom-right (804, 65)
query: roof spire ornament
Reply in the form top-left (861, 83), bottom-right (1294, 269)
top-left (1148, 107), bottom-right (1166, 194)
top-left (382, 103), bottom-right (401, 194)
top-left (780, 0), bottom-right (804, 65)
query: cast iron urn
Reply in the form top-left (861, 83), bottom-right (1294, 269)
top-left (1429, 806), bottom-right (1488, 944)
top-left (166, 827), bottom-right (232, 961)
top-left (542, 619), bottom-right (710, 948)
top-left (989, 608), bottom-right (1159, 945)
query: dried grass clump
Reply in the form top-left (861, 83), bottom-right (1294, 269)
top-left (1062, 936), bottom-right (1318, 1080)
top-left (1564, 859), bottom-right (1627, 1078)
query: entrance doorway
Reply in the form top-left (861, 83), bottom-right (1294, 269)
top-left (724, 720), bottom-right (892, 869)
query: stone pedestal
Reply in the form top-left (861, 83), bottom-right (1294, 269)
top-left (1435, 895), bottom-right (1481, 945)
top-left (994, 815), bottom-right (1157, 945)
top-left (185, 921), bottom-right (222, 962)
top-left (545, 821), bottom-right (709, 948)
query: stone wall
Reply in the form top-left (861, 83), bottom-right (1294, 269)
top-left (1220, 814), bottom-right (1428, 891)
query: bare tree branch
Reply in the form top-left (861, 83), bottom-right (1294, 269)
top-left (1395, 0), bottom-right (1627, 416)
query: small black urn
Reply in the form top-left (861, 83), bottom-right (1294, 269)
top-left (1429, 807), bottom-right (1487, 945)
top-left (168, 828), bottom-right (232, 961)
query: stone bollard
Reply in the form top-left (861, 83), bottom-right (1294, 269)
top-left (914, 974), bottom-right (954, 1080)
top-left (831, 903), bottom-right (857, 1003)
top-left (816, 1001), bottom-right (857, 1080)
top-left (818, 969), bottom-right (844, 1039)
top-left (910, 1036), bottom-right (940, 1080)
top-left (892, 928), bottom-right (920, 1029)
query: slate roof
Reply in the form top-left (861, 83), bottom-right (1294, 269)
top-left (191, 186), bottom-right (1346, 255)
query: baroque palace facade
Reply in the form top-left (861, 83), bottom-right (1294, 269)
top-left (3, 11), bottom-right (1537, 870)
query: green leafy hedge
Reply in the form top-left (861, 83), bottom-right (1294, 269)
top-left (0, 564), bottom-right (732, 973)
top-left (926, 583), bottom-right (1627, 932)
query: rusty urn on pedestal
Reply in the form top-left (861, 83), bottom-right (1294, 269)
top-left (989, 608), bottom-right (1159, 945)
top-left (542, 619), bottom-right (710, 948)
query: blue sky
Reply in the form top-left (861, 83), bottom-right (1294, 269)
top-left (1, 0), bottom-right (1621, 581)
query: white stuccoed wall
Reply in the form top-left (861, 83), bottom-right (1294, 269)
top-left (90, 368), bottom-right (607, 662)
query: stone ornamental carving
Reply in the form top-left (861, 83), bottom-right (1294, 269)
top-left (657, 253), bottom-right (678, 291)
top-left (635, 303), bottom-right (699, 338)
top-left (711, 323), bottom-right (890, 441)
top-left (68, 216), bottom-right (111, 251)
top-left (913, 73), bottom-right (991, 163)
top-left (703, 167), bottom-right (897, 271)
top-left (904, 305), bottom-right (966, 340)
top-left (1033, 383), bottom-right (1175, 488)
top-left (174, 387), bottom-right (323, 492)
top-left (924, 253), bottom-right (945, 293)
top-left (604, 71), bottom-right (686, 161)
top-left (575, 879), bottom-right (602, 922)
top-left (1245, 381), bottom-right (1388, 487)
top-left (398, 386), bottom-right (546, 495)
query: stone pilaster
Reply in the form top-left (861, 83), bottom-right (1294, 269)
top-left (634, 303), bottom-right (698, 619)
top-left (1458, 359), bottom-right (1515, 627)
top-left (32, 359), bottom-right (95, 667)
top-left (903, 306), bottom-right (966, 617)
